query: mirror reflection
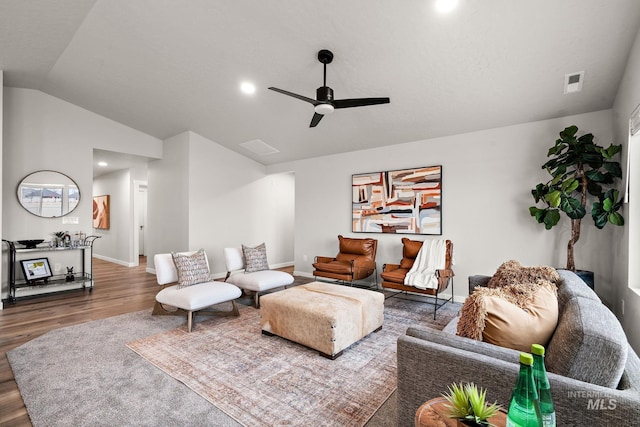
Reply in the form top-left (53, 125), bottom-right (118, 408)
top-left (17, 170), bottom-right (80, 218)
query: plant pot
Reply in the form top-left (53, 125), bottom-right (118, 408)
top-left (575, 270), bottom-right (594, 290)
top-left (457, 420), bottom-right (487, 427)
top-left (557, 268), bottom-right (595, 290)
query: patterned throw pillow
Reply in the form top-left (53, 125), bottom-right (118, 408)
top-left (171, 249), bottom-right (211, 289)
top-left (242, 243), bottom-right (269, 273)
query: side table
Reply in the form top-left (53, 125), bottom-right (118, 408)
top-left (415, 397), bottom-right (507, 427)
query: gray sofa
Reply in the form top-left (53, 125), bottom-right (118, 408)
top-left (397, 270), bottom-right (640, 426)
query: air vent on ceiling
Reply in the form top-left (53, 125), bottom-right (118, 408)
top-left (564, 71), bottom-right (584, 94)
top-left (239, 139), bottom-right (279, 156)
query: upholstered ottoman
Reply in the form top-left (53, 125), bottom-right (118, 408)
top-left (260, 281), bottom-right (384, 359)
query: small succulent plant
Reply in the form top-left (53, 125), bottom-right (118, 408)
top-left (442, 382), bottom-right (502, 426)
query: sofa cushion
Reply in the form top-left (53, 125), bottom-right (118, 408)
top-left (545, 296), bottom-right (628, 388)
top-left (468, 275), bottom-right (491, 294)
top-left (171, 249), bottom-right (211, 289)
top-left (457, 281), bottom-right (559, 352)
top-left (555, 269), bottom-right (600, 311)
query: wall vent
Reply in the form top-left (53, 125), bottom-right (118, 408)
top-left (239, 139), bottom-right (279, 156)
top-left (564, 71), bottom-right (584, 94)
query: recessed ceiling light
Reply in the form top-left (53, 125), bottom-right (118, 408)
top-left (435, 0), bottom-right (458, 13)
top-left (240, 81), bottom-right (256, 95)
top-left (98, 161), bottom-right (108, 167)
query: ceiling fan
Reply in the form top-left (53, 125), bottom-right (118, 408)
top-left (268, 49), bottom-right (390, 128)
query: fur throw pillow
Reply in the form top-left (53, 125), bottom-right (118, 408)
top-left (487, 260), bottom-right (559, 289)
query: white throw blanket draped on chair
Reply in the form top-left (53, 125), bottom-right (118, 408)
top-left (404, 239), bottom-right (447, 290)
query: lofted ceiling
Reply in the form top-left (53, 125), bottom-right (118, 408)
top-left (3, 0), bottom-right (640, 166)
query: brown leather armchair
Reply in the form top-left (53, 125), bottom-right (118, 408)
top-left (312, 235), bottom-right (378, 285)
top-left (381, 238), bottom-right (454, 318)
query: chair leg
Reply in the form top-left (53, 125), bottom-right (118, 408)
top-left (187, 311), bottom-right (194, 332)
top-left (373, 265), bottom-right (379, 290)
top-left (254, 292), bottom-right (260, 309)
top-left (231, 300), bottom-right (240, 316)
top-left (433, 291), bottom-right (438, 320)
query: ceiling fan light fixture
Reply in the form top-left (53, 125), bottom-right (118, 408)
top-left (314, 103), bottom-right (335, 115)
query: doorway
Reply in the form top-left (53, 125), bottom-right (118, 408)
top-left (93, 149), bottom-right (155, 267)
top-left (134, 181), bottom-right (148, 259)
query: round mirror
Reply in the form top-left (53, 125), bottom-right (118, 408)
top-left (17, 170), bottom-right (80, 218)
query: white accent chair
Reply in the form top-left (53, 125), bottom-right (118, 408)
top-left (223, 247), bottom-right (294, 308)
top-left (152, 252), bottom-right (242, 332)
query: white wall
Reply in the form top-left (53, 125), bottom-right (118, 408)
top-left (270, 110), bottom-right (615, 303)
top-left (612, 25), bottom-right (640, 353)
top-left (146, 131), bottom-right (295, 277)
top-left (0, 71), bottom-right (3, 309)
top-left (146, 132), bottom-right (190, 266)
top-left (92, 169), bottom-right (133, 266)
top-left (2, 88), bottom-right (163, 299)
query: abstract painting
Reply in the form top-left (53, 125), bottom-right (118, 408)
top-left (93, 195), bottom-right (110, 229)
top-left (352, 165), bottom-right (442, 234)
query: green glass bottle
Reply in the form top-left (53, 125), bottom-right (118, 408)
top-left (531, 344), bottom-right (556, 427)
top-left (507, 353), bottom-right (542, 427)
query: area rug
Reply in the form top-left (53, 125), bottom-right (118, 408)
top-left (127, 295), bottom-right (460, 427)
top-left (7, 310), bottom-right (242, 427)
top-left (8, 295), bottom-right (459, 426)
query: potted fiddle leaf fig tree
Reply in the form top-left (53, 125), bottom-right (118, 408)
top-left (529, 125), bottom-right (624, 275)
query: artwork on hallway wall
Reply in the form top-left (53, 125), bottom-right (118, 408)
top-left (93, 195), bottom-right (110, 229)
top-left (352, 165), bottom-right (442, 234)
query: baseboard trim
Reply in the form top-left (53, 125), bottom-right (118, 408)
top-left (294, 271), bottom-right (315, 278)
top-left (93, 254), bottom-right (136, 267)
top-left (270, 261), bottom-right (294, 269)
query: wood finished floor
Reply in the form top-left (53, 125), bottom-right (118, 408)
top-left (0, 257), bottom-right (300, 427)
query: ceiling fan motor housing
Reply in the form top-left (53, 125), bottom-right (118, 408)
top-left (316, 86), bottom-right (334, 102)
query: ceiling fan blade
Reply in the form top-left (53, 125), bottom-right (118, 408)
top-left (310, 112), bottom-right (324, 127)
top-left (268, 87), bottom-right (319, 105)
top-left (333, 97), bottom-right (390, 109)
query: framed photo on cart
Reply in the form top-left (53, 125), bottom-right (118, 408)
top-left (20, 257), bottom-right (53, 283)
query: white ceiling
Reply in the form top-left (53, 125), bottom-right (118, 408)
top-left (3, 0), bottom-right (640, 166)
top-left (93, 149), bottom-right (151, 178)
